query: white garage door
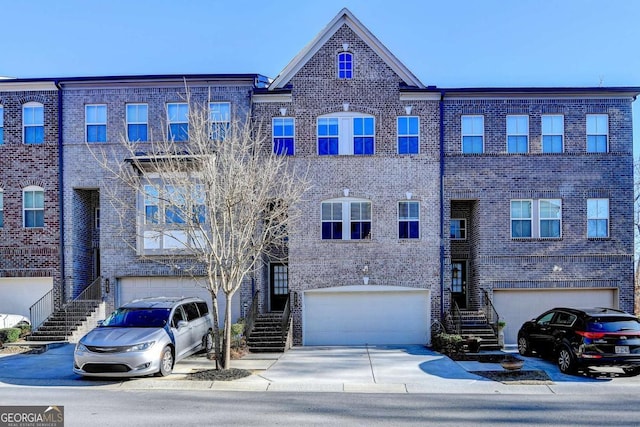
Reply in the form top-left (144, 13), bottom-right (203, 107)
top-left (494, 288), bottom-right (617, 345)
top-left (118, 277), bottom-right (241, 324)
top-left (303, 285), bottom-right (430, 346)
top-left (0, 277), bottom-right (54, 320)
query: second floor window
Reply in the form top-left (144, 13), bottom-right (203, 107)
top-left (542, 115), bottom-right (564, 153)
top-left (539, 199), bottom-right (562, 238)
top-left (0, 105), bottom-right (4, 144)
top-left (507, 115), bottom-right (529, 153)
top-left (587, 114), bottom-right (608, 153)
top-left (209, 102), bottom-right (230, 141)
top-left (273, 117), bottom-right (295, 155)
top-left (587, 198), bottom-right (609, 238)
top-left (318, 114), bottom-right (375, 155)
top-left (23, 102), bottom-right (44, 144)
top-left (511, 200), bottom-right (532, 238)
top-left (461, 115), bottom-right (484, 154)
top-left (398, 201), bottom-right (419, 239)
top-left (321, 198), bottom-right (371, 240)
top-left (167, 103), bottom-right (188, 142)
top-left (127, 104), bottom-right (148, 142)
top-left (397, 116), bottom-right (419, 154)
top-left (86, 104), bottom-right (107, 143)
top-left (511, 199), bottom-right (562, 239)
top-left (24, 186), bottom-right (44, 228)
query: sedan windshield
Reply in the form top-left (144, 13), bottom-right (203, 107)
top-left (587, 317), bottom-right (640, 333)
top-left (102, 308), bottom-right (170, 328)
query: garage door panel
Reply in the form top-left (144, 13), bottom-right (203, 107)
top-left (494, 289), bottom-right (616, 345)
top-left (304, 287), bottom-right (430, 346)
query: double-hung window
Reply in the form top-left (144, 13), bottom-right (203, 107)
top-left (461, 115), bottom-right (484, 153)
top-left (542, 115), bottom-right (564, 153)
top-left (321, 198), bottom-right (371, 240)
top-left (337, 52), bottom-right (353, 79)
top-left (273, 117), bottom-right (295, 155)
top-left (318, 113), bottom-right (374, 155)
top-left (507, 115), bottom-right (529, 153)
top-left (511, 200), bottom-right (532, 238)
top-left (539, 199), bottom-right (562, 238)
top-left (24, 186), bottom-right (44, 228)
top-left (0, 105), bottom-right (4, 144)
top-left (587, 198), bottom-right (609, 238)
top-left (586, 114), bottom-right (608, 153)
top-left (397, 116), bottom-right (419, 154)
top-left (450, 219), bottom-right (466, 240)
top-left (167, 103), bottom-right (188, 141)
top-left (398, 201), bottom-right (419, 239)
top-left (127, 104), bottom-right (148, 142)
top-left (23, 102), bottom-right (44, 144)
top-left (86, 104), bottom-right (107, 142)
top-left (209, 102), bottom-right (230, 141)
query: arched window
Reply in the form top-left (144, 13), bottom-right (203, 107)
top-left (23, 185), bottom-right (44, 228)
top-left (23, 102), bottom-right (44, 144)
top-left (337, 52), bottom-right (353, 79)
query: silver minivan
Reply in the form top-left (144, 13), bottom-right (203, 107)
top-left (74, 296), bottom-right (214, 377)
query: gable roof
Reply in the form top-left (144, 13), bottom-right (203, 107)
top-left (269, 8), bottom-right (424, 90)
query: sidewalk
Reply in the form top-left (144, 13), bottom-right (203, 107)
top-left (1, 343), bottom-right (638, 394)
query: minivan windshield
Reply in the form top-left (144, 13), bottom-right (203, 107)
top-left (102, 308), bottom-right (170, 328)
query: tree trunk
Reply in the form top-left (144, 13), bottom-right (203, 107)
top-left (223, 296), bottom-right (233, 369)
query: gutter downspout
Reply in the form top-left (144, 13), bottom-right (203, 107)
top-left (439, 90), bottom-right (445, 321)
top-left (55, 80), bottom-right (66, 303)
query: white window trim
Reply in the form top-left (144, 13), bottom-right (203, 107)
top-left (23, 101), bottom-right (44, 144)
top-left (126, 103), bottom-right (148, 142)
top-left (337, 51), bottom-right (353, 79)
top-left (321, 197), bottom-right (372, 240)
top-left (317, 112), bottom-right (375, 156)
top-left (167, 102), bottom-right (189, 141)
top-left (511, 199), bottom-right (563, 239)
top-left (506, 115), bottom-right (529, 153)
top-left (450, 218), bottom-right (467, 240)
top-left (272, 117), bottom-right (295, 155)
top-left (461, 115), bottom-right (484, 153)
top-left (541, 114), bottom-right (564, 153)
top-left (398, 200), bottom-right (420, 239)
top-left (538, 199), bottom-right (562, 239)
top-left (23, 185), bottom-right (44, 228)
top-left (586, 114), bottom-right (609, 153)
top-left (397, 116), bottom-right (420, 154)
top-left (587, 198), bottom-right (609, 238)
top-left (511, 199), bottom-right (533, 239)
top-left (209, 102), bottom-right (231, 140)
top-left (85, 104), bottom-right (107, 143)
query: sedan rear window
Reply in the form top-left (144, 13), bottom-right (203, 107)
top-left (587, 317), bottom-right (640, 332)
top-left (102, 308), bottom-right (170, 328)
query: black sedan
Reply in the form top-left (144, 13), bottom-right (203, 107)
top-left (517, 307), bottom-right (640, 375)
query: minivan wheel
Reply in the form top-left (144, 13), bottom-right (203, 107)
top-left (517, 336), bottom-right (531, 356)
top-left (158, 346), bottom-right (174, 376)
top-left (558, 346), bottom-right (576, 374)
top-left (203, 330), bottom-right (214, 352)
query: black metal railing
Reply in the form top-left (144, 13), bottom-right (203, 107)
top-left (451, 300), bottom-right (462, 334)
top-left (64, 277), bottom-right (103, 335)
top-left (29, 289), bottom-right (54, 331)
top-left (244, 290), bottom-right (260, 339)
top-left (281, 292), bottom-right (291, 342)
top-left (481, 288), bottom-right (500, 336)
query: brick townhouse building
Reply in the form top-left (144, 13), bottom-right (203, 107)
top-left (0, 8), bottom-right (637, 346)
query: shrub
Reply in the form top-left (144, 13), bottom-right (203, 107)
top-left (0, 328), bottom-right (21, 343)
top-left (17, 323), bottom-right (31, 338)
top-left (431, 332), bottom-right (464, 357)
top-left (230, 322), bottom-right (245, 347)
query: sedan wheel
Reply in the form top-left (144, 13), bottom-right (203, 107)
top-left (517, 336), bottom-right (531, 356)
top-left (158, 346), bottom-right (174, 376)
top-left (557, 346), bottom-right (576, 374)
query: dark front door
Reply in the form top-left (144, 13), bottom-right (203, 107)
top-left (270, 263), bottom-right (289, 311)
top-left (451, 261), bottom-right (467, 309)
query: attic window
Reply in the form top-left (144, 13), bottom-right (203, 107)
top-left (337, 52), bottom-right (353, 79)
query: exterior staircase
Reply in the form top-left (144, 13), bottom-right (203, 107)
top-left (455, 309), bottom-right (500, 351)
top-left (247, 312), bottom-right (288, 353)
top-left (27, 300), bottom-right (103, 342)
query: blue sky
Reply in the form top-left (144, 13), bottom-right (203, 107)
top-left (3, 0), bottom-right (639, 153)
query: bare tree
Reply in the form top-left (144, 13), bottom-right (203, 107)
top-left (90, 93), bottom-right (309, 368)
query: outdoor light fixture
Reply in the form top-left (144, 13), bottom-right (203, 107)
top-left (104, 278), bottom-right (110, 294)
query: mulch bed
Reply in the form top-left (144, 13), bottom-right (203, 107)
top-left (187, 368), bottom-right (252, 381)
top-left (471, 370), bottom-right (553, 385)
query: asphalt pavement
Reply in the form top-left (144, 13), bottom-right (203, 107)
top-left (0, 343), bottom-right (638, 394)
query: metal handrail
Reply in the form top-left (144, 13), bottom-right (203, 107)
top-left (281, 292), bottom-right (291, 341)
top-left (244, 290), bottom-right (260, 339)
top-left (64, 277), bottom-right (103, 335)
top-left (451, 300), bottom-right (462, 334)
top-left (481, 288), bottom-right (500, 336)
top-left (29, 289), bottom-right (54, 331)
